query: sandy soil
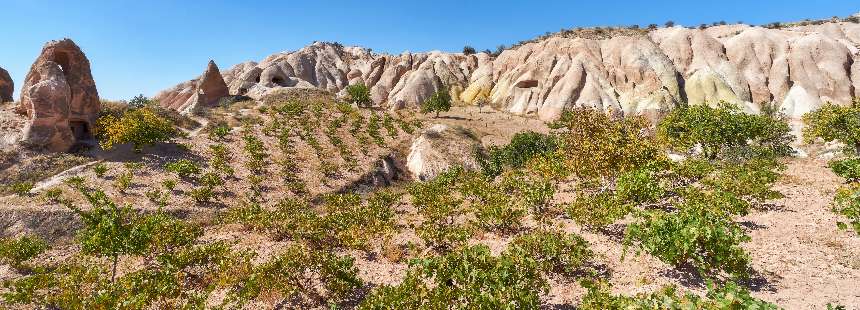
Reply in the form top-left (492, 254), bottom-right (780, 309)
top-left (0, 102), bottom-right (858, 309)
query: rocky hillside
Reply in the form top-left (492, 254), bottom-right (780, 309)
top-left (157, 20), bottom-right (860, 121)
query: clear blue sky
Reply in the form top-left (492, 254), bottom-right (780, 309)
top-left (1, 0), bottom-right (856, 100)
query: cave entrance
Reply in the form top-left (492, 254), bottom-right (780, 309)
top-left (271, 76), bottom-right (285, 86)
top-left (69, 120), bottom-right (92, 141)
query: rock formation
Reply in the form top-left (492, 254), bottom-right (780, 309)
top-left (406, 124), bottom-right (483, 181)
top-left (158, 21), bottom-right (860, 121)
top-left (155, 60), bottom-right (229, 114)
top-left (0, 67), bottom-right (12, 102)
top-left (17, 39), bottom-right (100, 152)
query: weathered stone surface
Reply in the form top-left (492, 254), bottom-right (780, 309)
top-left (406, 124), bottom-right (483, 181)
top-left (158, 21), bottom-right (860, 121)
top-left (18, 39), bottom-right (99, 152)
top-left (0, 67), bottom-right (12, 102)
top-left (155, 60), bottom-right (229, 113)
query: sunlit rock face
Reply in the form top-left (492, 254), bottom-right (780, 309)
top-left (17, 39), bottom-right (100, 152)
top-left (158, 21), bottom-right (860, 121)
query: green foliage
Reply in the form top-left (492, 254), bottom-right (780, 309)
top-left (420, 88), bottom-right (452, 118)
top-left (579, 280), bottom-right (778, 309)
top-left (208, 122), bottom-right (232, 141)
top-left (92, 163), bottom-right (108, 178)
top-left (507, 229), bottom-right (593, 275)
top-left (224, 243), bottom-right (362, 307)
top-left (346, 84), bottom-right (372, 108)
top-left (359, 245), bottom-right (546, 309)
top-left (551, 108), bottom-right (661, 178)
top-left (408, 168), bottom-right (471, 250)
top-left (127, 94), bottom-right (153, 109)
top-left (803, 102), bottom-right (860, 153)
top-left (480, 131), bottom-right (558, 177)
top-left (624, 199), bottom-right (751, 279)
top-left (833, 184), bottom-right (860, 235)
top-left (829, 158), bottom-right (860, 182)
top-left (97, 107), bottom-right (177, 152)
top-left (616, 168), bottom-right (664, 204)
top-left (0, 235), bottom-right (48, 269)
top-left (367, 113), bottom-right (385, 146)
top-left (658, 103), bottom-right (794, 159)
top-left (161, 179), bottom-right (177, 191)
top-left (10, 181), bottom-right (34, 196)
top-left (113, 170), bottom-right (133, 193)
top-left (566, 192), bottom-right (630, 229)
top-left (164, 159), bottom-right (201, 179)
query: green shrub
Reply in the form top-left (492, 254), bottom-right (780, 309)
top-left (829, 158), bottom-right (860, 181)
top-left (624, 203), bottom-right (751, 279)
top-left (164, 159), bottom-right (201, 179)
top-left (420, 88), bottom-right (452, 118)
top-left (480, 131), bottom-right (558, 177)
top-left (97, 107), bottom-right (177, 152)
top-left (0, 235), bottom-right (48, 269)
top-left (223, 243), bottom-right (362, 308)
top-left (803, 101), bottom-right (860, 154)
top-left (658, 103), bottom-right (793, 159)
top-left (92, 163), bottom-right (108, 178)
top-left (616, 168), bottom-right (664, 204)
top-left (408, 168), bottom-right (471, 250)
top-left (10, 182), bottom-right (34, 197)
top-left (346, 84), bottom-right (372, 108)
top-left (579, 280), bottom-right (778, 309)
top-left (550, 108), bottom-right (660, 178)
top-left (507, 229), bottom-right (593, 275)
top-left (566, 192), bottom-right (630, 229)
top-left (359, 245), bottom-right (545, 309)
top-left (833, 184), bottom-right (860, 235)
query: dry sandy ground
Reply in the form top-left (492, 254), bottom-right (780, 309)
top-left (1, 104), bottom-right (858, 309)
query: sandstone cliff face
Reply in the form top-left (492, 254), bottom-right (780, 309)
top-left (18, 39), bottom-right (100, 152)
top-left (0, 67), bottom-right (12, 102)
top-left (157, 22), bottom-right (860, 120)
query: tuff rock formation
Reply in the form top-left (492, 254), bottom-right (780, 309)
top-left (406, 124), bottom-right (483, 181)
top-left (0, 67), bottom-right (12, 102)
top-left (155, 60), bottom-right (229, 114)
top-left (158, 21), bottom-right (860, 121)
top-left (17, 39), bottom-right (100, 152)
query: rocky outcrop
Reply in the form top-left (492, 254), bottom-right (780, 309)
top-left (0, 67), bottom-right (12, 102)
top-left (155, 60), bottom-right (229, 114)
top-left (17, 39), bottom-right (99, 152)
top-left (406, 124), bottom-right (483, 181)
top-left (157, 21), bottom-right (860, 121)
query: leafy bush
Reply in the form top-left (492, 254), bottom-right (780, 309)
top-left (658, 103), bottom-right (793, 159)
top-left (0, 235), bottom-right (48, 269)
top-left (408, 168), bottom-right (471, 250)
top-left (346, 84), bottom-right (372, 108)
top-left (224, 243), bottom-right (362, 307)
top-left (97, 107), bottom-right (177, 152)
top-left (9, 182), bottom-right (34, 196)
top-left (566, 192), bottom-right (629, 229)
top-left (616, 168), bottom-right (664, 204)
top-left (92, 163), bottom-right (108, 178)
top-left (462, 45), bottom-right (476, 55)
top-left (359, 245), bottom-right (545, 309)
top-left (507, 229), bottom-right (593, 275)
top-left (829, 158), bottom-right (860, 182)
top-left (127, 94), bottom-right (153, 109)
top-left (579, 280), bottom-right (778, 309)
top-left (550, 108), bottom-right (660, 179)
top-left (624, 202), bottom-right (751, 279)
top-left (833, 184), bottom-right (860, 235)
top-left (803, 101), bottom-right (860, 154)
top-left (164, 159), bottom-right (201, 179)
top-left (420, 88), bottom-right (452, 118)
top-left (480, 131), bottom-right (558, 177)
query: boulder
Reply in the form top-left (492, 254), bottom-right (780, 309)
top-left (406, 124), bottom-right (483, 181)
top-left (17, 39), bottom-right (99, 152)
top-left (0, 66), bottom-right (12, 102)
